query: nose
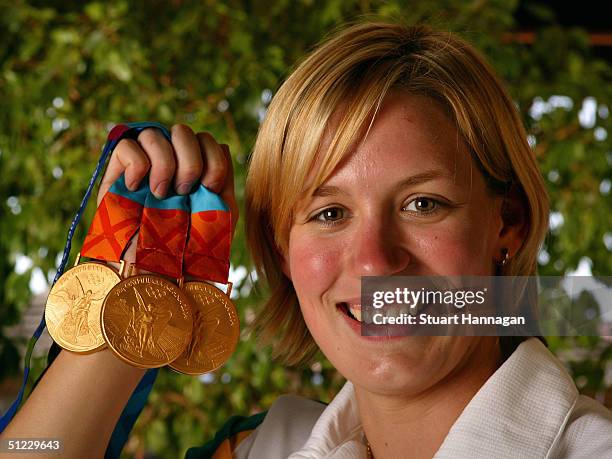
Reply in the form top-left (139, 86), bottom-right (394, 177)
top-left (349, 218), bottom-right (410, 277)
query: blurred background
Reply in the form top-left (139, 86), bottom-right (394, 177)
top-left (1, 0), bottom-right (611, 457)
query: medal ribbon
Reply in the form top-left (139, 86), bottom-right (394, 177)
top-left (136, 192), bottom-right (190, 277)
top-left (81, 174), bottom-right (148, 262)
top-left (184, 185), bottom-right (232, 283)
top-left (81, 171), bottom-right (192, 279)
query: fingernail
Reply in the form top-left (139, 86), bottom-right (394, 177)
top-left (153, 180), bottom-right (169, 199)
top-left (176, 182), bottom-right (193, 195)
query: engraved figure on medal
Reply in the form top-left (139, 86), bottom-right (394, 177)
top-left (132, 287), bottom-right (172, 358)
top-left (55, 276), bottom-right (104, 344)
top-left (185, 308), bottom-right (217, 365)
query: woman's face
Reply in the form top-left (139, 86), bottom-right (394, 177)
top-left (284, 92), bottom-right (514, 396)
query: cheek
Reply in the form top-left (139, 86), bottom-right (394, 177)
top-left (411, 215), bottom-right (497, 275)
top-left (286, 231), bottom-right (344, 350)
top-left (287, 232), bottom-right (343, 294)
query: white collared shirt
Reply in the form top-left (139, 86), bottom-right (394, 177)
top-left (236, 338), bottom-right (612, 458)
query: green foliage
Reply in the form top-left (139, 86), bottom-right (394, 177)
top-left (1, 1), bottom-right (611, 457)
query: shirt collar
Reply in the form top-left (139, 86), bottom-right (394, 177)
top-left (435, 338), bottom-right (578, 457)
top-left (290, 338), bottom-right (578, 458)
top-left (288, 381), bottom-right (367, 458)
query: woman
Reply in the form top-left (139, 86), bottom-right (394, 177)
top-left (3, 21), bottom-right (611, 458)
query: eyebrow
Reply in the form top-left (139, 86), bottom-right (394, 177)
top-left (392, 169), bottom-right (451, 191)
top-left (311, 169), bottom-right (451, 197)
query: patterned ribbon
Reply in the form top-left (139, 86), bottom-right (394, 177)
top-left (137, 192), bottom-right (190, 277)
top-left (184, 185), bottom-right (232, 283)
top-left (81, 175), bottom-right (147, 262)
top-left (0, 121), bottom-right (232, 458)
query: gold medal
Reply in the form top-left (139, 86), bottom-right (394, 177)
top-left (101, 274), bottom-right (193, 368)
top-left (169, 281), bottom-right (240, 375)
top-left (45, 260), bottom-right (120, 353)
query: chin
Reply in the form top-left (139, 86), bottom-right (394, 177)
top-left (326, 335), bottom-right (452, 396)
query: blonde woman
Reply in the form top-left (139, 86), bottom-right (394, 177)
top-left (3, 22), bottom-right (611, 458)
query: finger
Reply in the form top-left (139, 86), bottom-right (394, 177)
top-left (219, 144), bottom-right (240, 235)
top-left (98, 139), bottom-right (150, 206)
top-left (137, 128), bottom-right (177, 199)
top-left (170, 124), bottom-right (203, 195)
top-left (196, 132), bottom-right (227, 194)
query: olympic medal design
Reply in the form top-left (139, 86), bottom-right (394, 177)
top-left (45, 263), bottom-right (120, 353)
top-left (169, 281), bottom-right (240, 375)
top-left (101, 275), bottom-right (193, 368)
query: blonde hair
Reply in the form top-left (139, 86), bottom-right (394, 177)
top-left (245, 21), bottom-right (549, 366)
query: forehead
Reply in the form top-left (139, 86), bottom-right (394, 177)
top-left (307, 92), bottom-right (474, 191)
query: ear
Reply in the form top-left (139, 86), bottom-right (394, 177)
top-left (494, 185), bottom-right (529, 263)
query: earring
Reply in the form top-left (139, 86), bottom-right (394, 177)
top-left (499, 248), bottom-right (510, 266)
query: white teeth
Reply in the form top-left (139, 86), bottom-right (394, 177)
top-left (348, 304), bottom-right (362, 322)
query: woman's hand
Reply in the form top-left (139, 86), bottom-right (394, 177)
top-left (96, 124), bottom-right (239, 266)
top-left (97, 124), bottom-right (238, 217)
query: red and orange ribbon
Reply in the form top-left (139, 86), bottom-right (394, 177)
top-left (81, 123), bottom-right (232, 283)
